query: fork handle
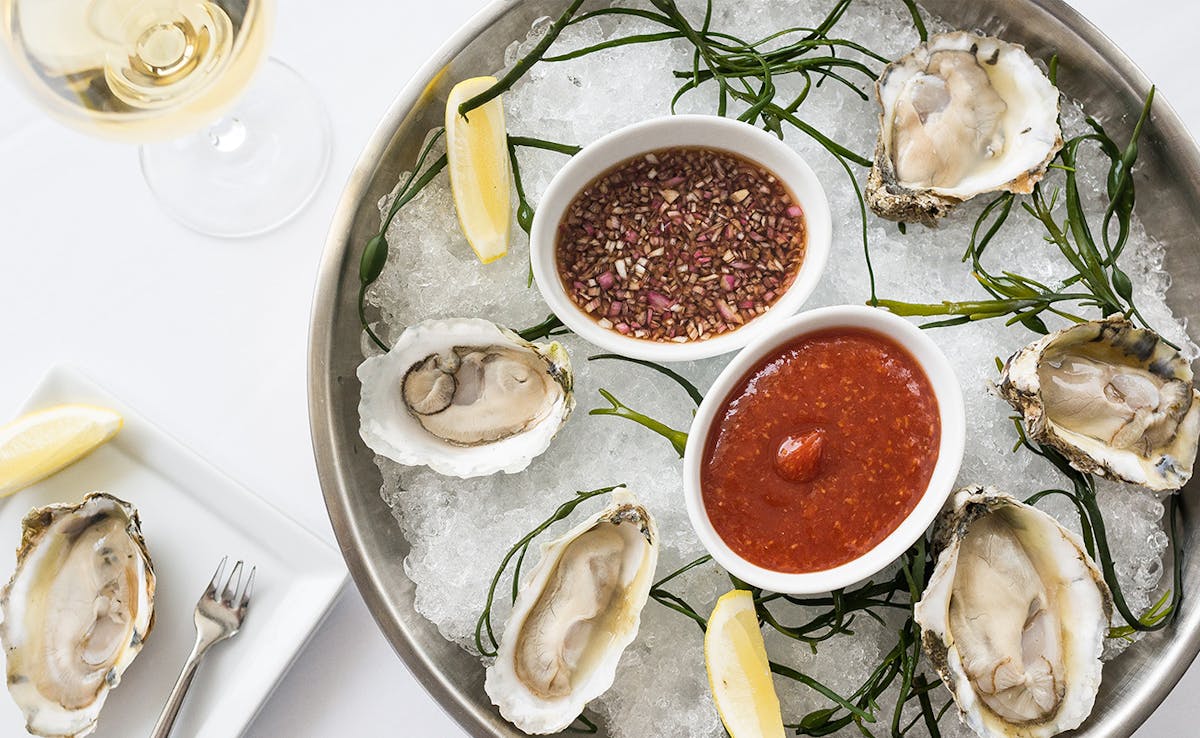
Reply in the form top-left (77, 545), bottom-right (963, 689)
top-left (150, 640), bottom-right (209, 738)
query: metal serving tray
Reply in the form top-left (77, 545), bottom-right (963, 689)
top-left (308, 1), bottom-right (1200, 735)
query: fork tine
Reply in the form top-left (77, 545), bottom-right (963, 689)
top-left (204, 557), bottom-right (228, 600)
top-left (221, 561), bottom-right (244, 606)
top-left (239, 566), bottom-right (256, 611)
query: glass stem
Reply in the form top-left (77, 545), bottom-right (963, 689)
top-left (208, 116), bottom-right (247, 152)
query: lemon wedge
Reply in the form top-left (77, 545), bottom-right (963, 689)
top-left (705, 589), bottom-right (786, 738)
top-left (0, 404), bottom-right (123, 497)
top-left (445, 76), bottom-right (512, 264)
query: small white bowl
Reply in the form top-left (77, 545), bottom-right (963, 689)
top-left (530, 115), bottom-right (832, 362)
top-left (682, 305), bottom-right (966, 594)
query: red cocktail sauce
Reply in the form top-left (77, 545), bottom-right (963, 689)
top-left (700, 328), bottom-right (940, 573)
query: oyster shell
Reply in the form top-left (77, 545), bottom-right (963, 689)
top-left (867, 32), bottom-right (1062, 225)
top-left (358, 318), bottom-right (574, 478)
top-left (485, 488), bottom-right (658, 735)
top-left (1, 493), bottom-right (156, 738)
top-left (998, 317), bottom-right (1200, 490)
top-left (915, 486), bottom-right (1111, 738)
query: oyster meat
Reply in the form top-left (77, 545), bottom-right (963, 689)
top-left (867, 32), bottom-right (1062, 225)
top-left (999, 317), bottom-right (1200, 490)
top-left (485, 488), bottom-right (658, 735)
top-left (915, 487), bottom-right (1111, 738)
top-left (1, 493), bottom-right (156, 738)
top-left (358, 318), bottom-right (574, 478)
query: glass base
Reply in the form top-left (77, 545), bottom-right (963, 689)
top-left (139, 58), bottom-right (332, 238)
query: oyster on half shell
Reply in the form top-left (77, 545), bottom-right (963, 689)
top-left (358, 318), bottom-right (574, 478)
top-left (867, 32), bottom-right (1062, 225)
top-left (485, 488), bottom-right (658, 735)
top-left (915, 486), bottom-right (1112, 738)
top-left (999, 317), bottom-right (1200, 490)
top-left (0, 493), bottom-right (156, 738)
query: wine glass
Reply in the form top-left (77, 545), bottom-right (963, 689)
top-left (0, 0), bottom-right (331, 237)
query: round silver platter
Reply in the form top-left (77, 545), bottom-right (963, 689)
top-left (309, 1), bottom-right (1200, 735)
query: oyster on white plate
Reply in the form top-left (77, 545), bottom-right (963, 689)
top-left (358, 318), bottom-right (574, 478)
top-left (867, 32), bottom-right (1062, 225)
top-left (915, 487), bottom-right (1111, 738)
top-left (999, 317), bottom-right (1200, 490)
top-left (1, 493), bottom-right (156, 738)
top-left (485, 488), bottom-right (658, 735)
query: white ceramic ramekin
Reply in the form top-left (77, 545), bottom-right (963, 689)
top-left (682, 305), bottom-right (966, 594)
top-left (530, 114), bottom-right (832, 362)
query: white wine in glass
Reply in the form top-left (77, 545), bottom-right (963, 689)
top-left (1, 0), bottom-right (331, 237)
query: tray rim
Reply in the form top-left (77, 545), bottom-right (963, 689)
top-left (308, 1), bottom-right (1200, 735)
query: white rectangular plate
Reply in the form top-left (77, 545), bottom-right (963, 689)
top-left (0, 366), bottom-right (347, 738)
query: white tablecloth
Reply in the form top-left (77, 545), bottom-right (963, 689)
top-left (0, 1), bottom-right (1196, 735)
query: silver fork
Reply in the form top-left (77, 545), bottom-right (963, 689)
top-left (150, 557), bottom-right (255, 738)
